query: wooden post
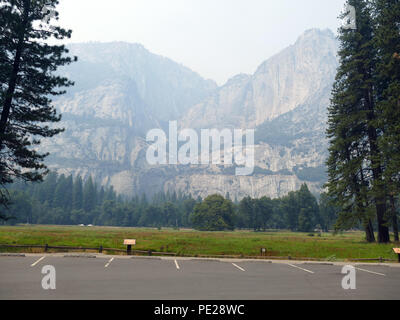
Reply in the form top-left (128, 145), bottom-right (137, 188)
top-left (99, 245), bottom-right (103, 253)
top-left (44, 243), bottom-right (48, 252)
top-left (127, 245), bottom-right (132, 255)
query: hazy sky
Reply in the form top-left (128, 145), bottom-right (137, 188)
top-left (57, 0), bottom-right (347, 85)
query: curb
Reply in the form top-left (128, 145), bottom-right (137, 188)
top-left (63, 254), bottom-right (97, 258)
top-left (0, 253), bottom-right (26, 257)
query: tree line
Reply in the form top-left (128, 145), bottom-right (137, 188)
top-left (3, 173), bottom-right (341, 233)
top-left (191, 184), bottom-right (337, 233)
top-left (326, 0), bottom-right (400, 243)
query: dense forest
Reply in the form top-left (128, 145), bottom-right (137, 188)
top-left (1, 172), bottom-right (340, 232)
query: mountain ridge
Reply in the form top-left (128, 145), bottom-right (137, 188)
top-left (44, 28), bottom-right (339, 200)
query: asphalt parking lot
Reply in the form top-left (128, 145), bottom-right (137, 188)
top-left (0, 254), bottom-right (399, 300)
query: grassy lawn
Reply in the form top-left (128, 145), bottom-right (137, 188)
top-left (0, 225), bottom-right (399, 261)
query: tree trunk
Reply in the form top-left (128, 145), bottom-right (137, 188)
top-left (376, 202), bottom-right (390, 243)
top-left (0, 1), bottom-right (30, 149)
top-left (365, 112), bottom-right (390, 242)
top-left (390, 195), bottom-right (399, 242)
top-left (393, 215), bottom-right (399, 242)
top-left (365, 219), bottom-right (376, 243)
top-left (361, 75), bottom-right (390, 243)
top-left (356, 165), bottom-right (375, 242)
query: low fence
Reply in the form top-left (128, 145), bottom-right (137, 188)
top-left (0, 243), bottom-right (398, 262)
top-left (0, 244), bottom-right (176, 257)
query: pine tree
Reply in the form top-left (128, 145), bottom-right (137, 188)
top-left (83, 176), bottom-right (96, 212)
top-left (0, 0), bottom-right (76, 214)
top-left (374, 0), bottom-right (400, 242)
top-left (281, 192), bottom-right (299, 231)
top-left (64, 174), bottom-right (73, 210)
top-left (98, 186), bottom-right (106, 206)
top-left (36, 171), bottom-right (57, 204)
top-left (296, 184), bottom-right (320, 232)
top-left (53, 174), bottom-right (66, 208)
top-left (326, 0), bottom-right (390, 243)
top-left (72, 175), bottom-right (83, 210)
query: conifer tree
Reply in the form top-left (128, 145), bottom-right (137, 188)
top-left (374, 0), bottom-right (400, 242)
top-left (72, 175), bottom-right (83, 210)
top-left (0, 0), bottom-right (76, 214)
top-left (53, 173), bottom-right (66, 208)
top-left (83, 176), bottom-right (96, 212)
top-left (326, 0), bottom-right (390, 243)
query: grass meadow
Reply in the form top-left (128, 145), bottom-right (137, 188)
top-left (0, 225), bottom-right (399, 261)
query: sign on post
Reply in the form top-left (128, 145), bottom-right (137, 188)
top-left (124, 239), bottom-right (136, 245)
top-left (124, 239), bottom-right (136, 255)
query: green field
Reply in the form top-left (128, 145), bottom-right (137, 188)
top-left (0, 225), bottom-right (399, 262)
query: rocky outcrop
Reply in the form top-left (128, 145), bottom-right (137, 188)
top-left (181, 29), bottom-right (338, 129)
top-left (44, 29), bottom-right (339, 200)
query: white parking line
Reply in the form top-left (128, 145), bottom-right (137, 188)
top-left (287, 263), bottom-right (314, 274)
top-left (31, 256), bottom-right (45, 267)
top-left (232, 263), bottom-right (245, 272)
top-left (105, 257), bottom-right (114, 268)
top-left (355, 267), bottom-right (386, 277)
top-left (175, 259), bottom-right (180, 270)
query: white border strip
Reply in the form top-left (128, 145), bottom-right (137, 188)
top-left (31, 256), bottom-right (45, 267)
top-left (232, 263), bottom-right (245, 272)
top-left (105, 257), bottom-right (114, 268)
top-left (287, 263), bottom-right (314, 274)
top-left (355, 267), bottom-right (385, 277)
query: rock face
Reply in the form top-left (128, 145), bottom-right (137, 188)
top-left (44, 29), bottom-right (339, 200)
top-left (181, 29), bottom-right (338, 129)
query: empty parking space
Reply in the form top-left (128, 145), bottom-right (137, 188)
top-left (286, 263), bottom-right (400, 300)
top-left (175, 260), bottom-right (320, 299)
top-left (0, 255), bottom-right (399, 300)
top-left (0, 255), bottom-right (47, 299)
top-left (175, 259), bottom-right (251, 277)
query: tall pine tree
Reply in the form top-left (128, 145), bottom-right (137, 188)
top-left (83, 176), bottom-right (96, 213)
top-left (326, 0), bottom-right (390, 243)
top-left (72, 175), bottom-right (83, 210)
top-left (374, 0), bottom-right (400, 242)
top-left (0, 0), bottom-right (76, 214)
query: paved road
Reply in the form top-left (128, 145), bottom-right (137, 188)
top-left (0, 254), bottom-right (399, 300)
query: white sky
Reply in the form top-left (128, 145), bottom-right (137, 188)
top-left (56, 0), bottom-right (347, 85)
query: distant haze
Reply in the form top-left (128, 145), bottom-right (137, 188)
top-left (57, 0), bottom-right (346, 85)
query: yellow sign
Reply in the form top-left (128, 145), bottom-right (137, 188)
top-left (124, 239), bottom-right (136, 245)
